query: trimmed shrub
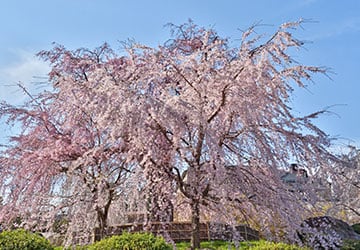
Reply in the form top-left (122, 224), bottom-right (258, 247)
top-left (87, 232), bottom-right (172, 250)
top-left (0, 229), bottom-right (54, 250)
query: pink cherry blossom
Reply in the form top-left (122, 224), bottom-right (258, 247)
top-left (0, 20), bottom-right (340, 249)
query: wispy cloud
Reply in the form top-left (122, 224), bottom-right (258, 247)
top-left (0, 49), bottom-right (50, 104)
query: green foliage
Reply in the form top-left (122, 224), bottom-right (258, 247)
top-left (0, 229), bottom-right (54, 250)
top-left (87, 232), bottom-right (172, 250)
top-left (245, 240), bottom-right (309, 250)
top-left (341, 239), bottom-right (360, 250)
top-left (55, 246), bottom-right (88, 250)
top-left (175, 240), bottom-right (308, 250)
top-left (352, 223), bottom-right (360, 234)
top-left (340, 223), bottom-right (360, 249)
top-left (176, 240), bottom-right (237, 250)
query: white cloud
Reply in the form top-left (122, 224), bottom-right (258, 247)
top-left (0, 49), bottom-right (50, 104)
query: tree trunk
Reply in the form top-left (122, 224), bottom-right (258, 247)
top-left (190, 200), bottom-right (201, 250)
top-left (96, 189), bottom-right (113, 240)
top-left (96, 209), bottom-right (108, 240)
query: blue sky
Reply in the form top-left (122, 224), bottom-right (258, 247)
top-left (0, 0), bottom-right (359, 150)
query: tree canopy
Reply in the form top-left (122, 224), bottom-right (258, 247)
top-left (0, 20), bottom-right (339, 249)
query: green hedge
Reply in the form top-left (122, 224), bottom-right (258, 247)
top-left (87, 232), bottom-right (172, 250)
top-left (0, 229), bottom-right (54, 250)
top-left (176, 240), bottom-right (308, 250)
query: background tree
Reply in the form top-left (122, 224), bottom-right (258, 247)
top-left (324, 146), bottom-right (360, 222)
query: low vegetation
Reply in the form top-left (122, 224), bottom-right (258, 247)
top-left (176, 240), bottom-right (309, 250)
top-left (0, 229), bottom-right (54, 250)
top-left (1, 229), bottom-right (358, 249)
top-left (87, 232), bottom-right (172, 250)
top-left (341, 239), bottom-right (360, 250)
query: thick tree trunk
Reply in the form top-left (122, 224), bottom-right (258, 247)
top-left (190, 200), bottom-right (201, 250)
top-left (96, 189), bottom-right (113, 240)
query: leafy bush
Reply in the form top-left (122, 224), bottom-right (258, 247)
top-left (341, 239), bottom-right (360, 250)
top-left (87, 232), bottom-right (172, 250)
top-left (0, 229), bottom-right (54, 250)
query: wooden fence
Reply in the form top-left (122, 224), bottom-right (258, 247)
top-left (94, 222), bottom-right (259, 242)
